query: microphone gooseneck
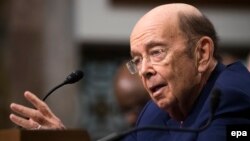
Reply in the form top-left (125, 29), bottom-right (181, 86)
top-left (42, 70), bottom-right (84, 101)
top-left (97, 89), bottom-right (221, 141)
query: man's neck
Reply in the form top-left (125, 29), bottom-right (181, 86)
top-left (169, 60), bottom-right (218, 122)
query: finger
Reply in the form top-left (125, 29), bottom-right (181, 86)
top-left (29, 119), bottom-right (43, 130)
top-left (10, 103), bottom-right (47, 125)
top-left (24, 91), bottom-right (52, 117)
top-left (24, 91), bottom-right (43, 109)
top-left (10, 103), bottom-right (38, 119)
top-left (10, 103), bottom-right (52, 128)
top-left (9, 114), bottom-right (38, 129)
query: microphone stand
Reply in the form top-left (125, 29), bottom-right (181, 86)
top-left (97, 88), bottom-right (221, 141)
top-left (16, 70), bottom-right (83, 129)
top-left (97, 115), bottom-right (212, 141)
top-left (42, 81), bottom-right (67, 101)
top-left (42, 70), bottom-right (83, 101)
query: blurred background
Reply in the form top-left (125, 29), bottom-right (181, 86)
top-left (0, 0), bottom-right (250, 140)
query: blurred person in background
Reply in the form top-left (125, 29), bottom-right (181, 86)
top-left (219, 52), bottom-right (238, 65)
top-left (114, 61), bottom-right (150, 127)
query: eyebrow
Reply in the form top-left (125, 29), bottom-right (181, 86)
top-left (145, 40), bottom-right (166, 49)
top-left (130, 40), bottom-right (166, 57)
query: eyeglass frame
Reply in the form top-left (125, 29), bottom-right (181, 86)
top-left (126, 47), bottom-right (168, 75)
top-left (126, 38), bottom-right (201, 75)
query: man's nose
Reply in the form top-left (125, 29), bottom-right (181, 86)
top-left (139, 59), bottom-right (154, 78)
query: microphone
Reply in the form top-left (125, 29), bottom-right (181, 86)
top-left (42, 70), bottom-right (84, 101)
top-left (97, 88), bottom-right (221, 141)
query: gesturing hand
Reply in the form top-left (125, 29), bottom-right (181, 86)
top-left (10, 91), bottom-right (66, 130)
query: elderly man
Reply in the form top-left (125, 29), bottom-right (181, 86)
top-left (10, 3), bottom-right (250, 141)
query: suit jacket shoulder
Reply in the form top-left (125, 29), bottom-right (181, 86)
top-left (213, 61), bottom-right (250, 119)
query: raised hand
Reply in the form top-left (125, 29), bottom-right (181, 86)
top-left (10, 91), bottom-right (66, 130)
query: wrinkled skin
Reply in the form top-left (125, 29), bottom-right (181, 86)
top-left (129, 4), bottom-right (216, 121)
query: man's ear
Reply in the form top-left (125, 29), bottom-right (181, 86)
top-left (195, 37), bottom-right (214, 73)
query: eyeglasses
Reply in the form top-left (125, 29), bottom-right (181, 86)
top-left (126, 48), bottom-right (167, 74)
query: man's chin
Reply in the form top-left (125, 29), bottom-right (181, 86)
top-left (156, 100), bottom-right (170, 111)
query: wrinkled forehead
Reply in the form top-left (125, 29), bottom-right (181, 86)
top-left (131, 10), bottom-right (179, 37)
top-left (129, 13), bottom-right (181, 55)
top-left (129, 3), bottom-right (202, 52)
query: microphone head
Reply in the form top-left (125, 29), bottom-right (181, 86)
top-left (64, 70), bottom-right (84, 84)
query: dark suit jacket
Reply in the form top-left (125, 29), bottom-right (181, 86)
top-left (124, 62), bottom-right (250, 141)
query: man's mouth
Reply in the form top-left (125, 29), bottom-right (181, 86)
top-left (149, 83), bottom-right (167, 97)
